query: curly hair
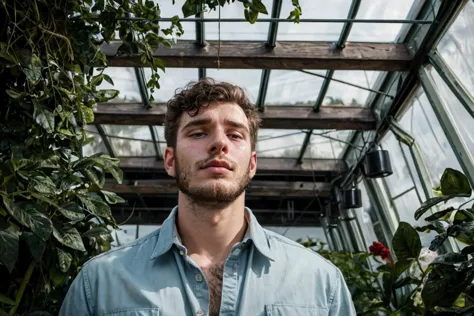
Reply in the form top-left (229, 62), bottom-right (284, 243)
top-left (164, 78), bottom-right (261, 150)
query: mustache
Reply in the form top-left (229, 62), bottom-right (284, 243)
top-left (196, 155), bottom-right (236, 170)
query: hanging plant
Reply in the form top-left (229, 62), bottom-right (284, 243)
top-left (0, 0), bottom-right (302, 314)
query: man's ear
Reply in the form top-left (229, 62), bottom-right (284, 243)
top-left (164, 147), bottom-right (176, 178)
top-left (249, 151), bottom-right (257, 179)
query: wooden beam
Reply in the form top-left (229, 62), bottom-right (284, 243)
top-left (104, 179), bottom-right (330, 198)
top-left (103, 40), bottom-right (411, 71)
top-left (111, 209), bottom-right (321, 226)
top-left (118, 157), bottom-right (347, 176)
top-left (94, 103), bottom-right (376, 130)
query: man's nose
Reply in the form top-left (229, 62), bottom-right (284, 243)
top-left (208, 132), bottom-right (229, 155)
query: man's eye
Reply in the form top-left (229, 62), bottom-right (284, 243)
top-left (229, 134), bottom-right (242, 139)
top-left (190, 132), bottom-right (206, 138)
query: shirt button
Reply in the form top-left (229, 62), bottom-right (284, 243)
top-left (232, 248), bottom-right (241, 256)
top-left (196, 309), bottom-right (205, 316)
top-left (179, 250), bottom-right (184, 256)
top-left (195, 273), bottom-right (203, 282)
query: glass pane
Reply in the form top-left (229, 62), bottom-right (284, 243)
top-left (264, 227), bottom-right (327, 244)
top-left (83, 125), bottom-right (109, 156)
top-left (206, 69), bottom-right (262, 103)
top-left (357, 180), bottom-right (381, 250)
top-left (393, 189), bottom-right (435, 247)
top-left (277, 0), bottom-right (351, 41)
top-left (429, 67), bottom-right (474, 159)
top-left (102, 125), bottom-right (156, 157)
top-left (98, 68), bottom-right (142, 103)
top-left (266, 70), bottom-right (325, 106)
top-left (205, 0), bottom-right (272, 41)
top-left (304, 130), bottom-right (352, 159)
top-left (399, 90), bottom-right (465, 183)
top-left (153, 125), bottom-right (167, 158)
top-left (324, 71), bottom-right (381, 106)
top-left (256, 129), bottom-right (306, 158)
top-left (348, 0), bottom-right (415, 42)
top-left (400, 144), bottom-right (426, 201)
top-left (144, 68), bottom-right (198, 103)
top-left (154, 0), bottom-right (195, 40)
top-left (381, 131), bottom-right (416, 197)
top-left (437, 1), bottom-right (474, 99)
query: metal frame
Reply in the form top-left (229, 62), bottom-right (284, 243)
top-left (429, 51), bottom-right (474, 118)
top-left (256, 0), bottom-right (283, 112)
top-left (419, 66), bottom-right (474, 187)
top-left (297, 0), bottom-right (362, 164)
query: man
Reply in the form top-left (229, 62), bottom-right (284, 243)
top-left (60, 78), bottom-right (356, 315)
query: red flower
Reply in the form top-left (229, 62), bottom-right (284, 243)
top-left (369, 241), bottom-right (392, 262)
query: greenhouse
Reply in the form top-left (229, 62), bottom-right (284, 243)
top-left (1, 0), bottom-right (474, 315)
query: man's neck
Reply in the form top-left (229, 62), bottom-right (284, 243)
top-left (176, 192), bottom-right (248, 267)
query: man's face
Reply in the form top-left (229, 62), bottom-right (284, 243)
top-left (164, 102), bottom-right (257, 204)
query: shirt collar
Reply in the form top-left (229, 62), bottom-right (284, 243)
top-left (150, 206), bottom-right (274, 261)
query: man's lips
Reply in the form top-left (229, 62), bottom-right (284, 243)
top-left (201, 160), bottom-right (232, 170)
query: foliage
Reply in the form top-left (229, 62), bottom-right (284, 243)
top-left (300, 168), bottom-right (474, 315)
top-left (0, 0), bottom-right (302, 314)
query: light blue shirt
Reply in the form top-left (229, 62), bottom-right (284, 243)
top-left (60, 207), bottom-right (355, 316)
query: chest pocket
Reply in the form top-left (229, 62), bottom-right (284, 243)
top-left (102, 308), bottom-right (160, 316)
top-left (265, 304), bottom-right (328, 316)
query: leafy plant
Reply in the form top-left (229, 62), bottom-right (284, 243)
top-left (0, 0), bottom-right (302, 314)
top-left (300, 168), bottom-right (474, 315)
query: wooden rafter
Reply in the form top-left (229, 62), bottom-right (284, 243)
top-left (102, 40), bottom-right (411, 71)
top-left (117, 157), bottom-right (347, 176)
top-left (104, 179), bottom-right (330, 197)
top-left (94, 103), bottom-right (376, 130)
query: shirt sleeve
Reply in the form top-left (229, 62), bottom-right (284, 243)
top-left (328, 268), bottom-right (356, 316)
top-left (59, 265), bottom-right (93, 316)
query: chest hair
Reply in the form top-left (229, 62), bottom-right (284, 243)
top-left (202, 264), bottom-right (224, 316)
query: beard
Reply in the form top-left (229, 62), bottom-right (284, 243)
top-left (174, 154), bottom-right (251, 206)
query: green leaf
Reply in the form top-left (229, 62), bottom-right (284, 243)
top-left (432, 253), bottom-right (467, 265)
top-left (3, 200), bottom-right (53, 241)
top-left (422, 265), bottom-right (474, 310)
top-left (90, 74), bottom-right (104, 87)
top-left (34, 106), bottom-right (55, 133)
top-left (394, 276), bottom-right (421, 289)
top-left (447, 222), bottom-right (474, 244)
top-left (93, 89), bottom-right (119, 102)
top-left (57, 248), bottom-right (73, 273)
top-left (152, 57), bottom-right (165, 72)
top-left (50, 267), bottom-right (66, 288)
top-left (438, 168), bottom-right (472, 196)
top-left (79, 105), bottom-right (94, 124)
top-left (82, 226), bottom-right (110, 238)
top-left (425, 207), bottom-right (456, 222)
top-left (429, 232), bottom-right (448, 251)
top-left (23, 232), bottom-right (46, 262)
top-left (32, 175), bottom-right (57, 195)
top-left (0, 207), bottom-right (6, 217)
top-left (461, 245), bottom-right (474, 255)
top-left (251, 0), bottom-right (268, 14)
top-left (58, 203), bottom-right (85, 221)
top-left (0, 229), bottom-right (19, 272)
top-left (24, 54), bottom-right (42, 83)
top-left (103, 74), bottom-right (114, 85)
top-left (6, 89), bottom-right (26, 99)
top-left (53, 225), bottom-right (86, 252)
top-left (415, 222), bottom-right (446, 234)
top-left (101, 190), bottom-right (125, 204)
top-left (392, 222), bottom-right (421, 260)
top-left (0, 294), bottom-right (15, 306)
top-left (414, 196), bottom-right (454, 220)
top-left (182, 0), bottom-right (197, 17)
top-left (0, 308), bottom-right (8, 316)
top-left (77, 193), bottom-right (112, 218)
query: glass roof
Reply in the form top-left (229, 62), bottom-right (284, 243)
top-left (85, 0), bottom-right (440, 161)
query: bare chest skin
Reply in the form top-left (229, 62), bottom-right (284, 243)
top-left (201, 263), bottom-right (224, 316)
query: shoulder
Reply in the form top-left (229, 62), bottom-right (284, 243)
top-left (82, 228), bottom-right (162, 272)
top-left (264, 229), bottom-right (339, 273)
